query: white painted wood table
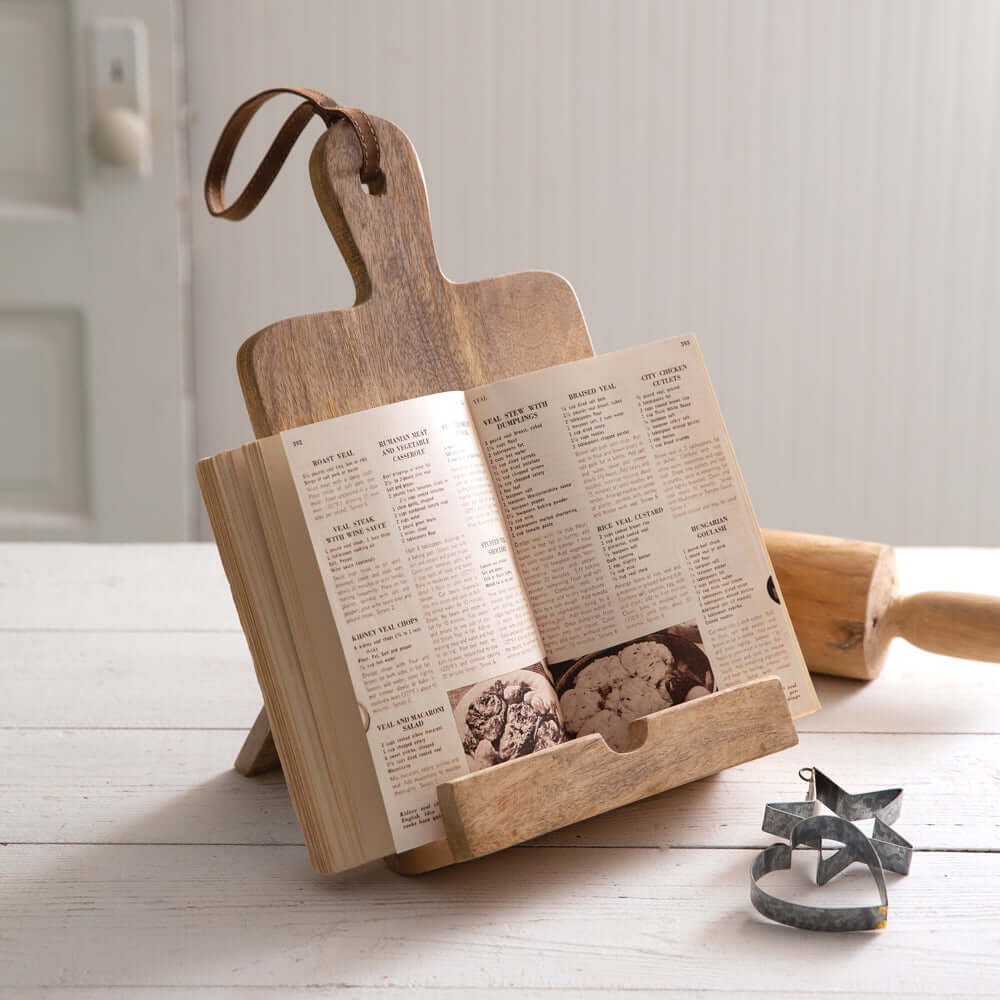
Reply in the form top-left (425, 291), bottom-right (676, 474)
top-left (2, 544), bottom-right (999, 998)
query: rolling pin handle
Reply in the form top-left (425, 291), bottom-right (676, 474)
top-left (893, 591), bottom-right (1000, 663)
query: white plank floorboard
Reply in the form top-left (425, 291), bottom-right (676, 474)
top-left (3, 728), bottom-right (995, 851)
top-left (802, 654), bottom-right (1000, 735)
top-left (2, 846), bottom-right (997, 992)
top-left (1, 631), bottom-right (259, 729)
top-left (2, 545), bottom-right (998, 995)
top-left (2, 728), bottom-right (297, 845)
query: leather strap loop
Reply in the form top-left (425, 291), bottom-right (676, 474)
top-left (204, 86), bottom-right (382, 221)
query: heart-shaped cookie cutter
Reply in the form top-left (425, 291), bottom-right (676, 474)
top-left (751, 814), bottom-right (889, 932)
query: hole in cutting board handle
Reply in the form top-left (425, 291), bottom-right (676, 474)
top-left (362, 170), bottom-right (387, 196)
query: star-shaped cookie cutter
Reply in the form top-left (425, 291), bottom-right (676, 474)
top-left (762, 766), bottom-right (913, 881)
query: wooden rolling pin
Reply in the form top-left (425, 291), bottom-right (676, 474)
top-left (764, 529), bottom-right (1000, 680)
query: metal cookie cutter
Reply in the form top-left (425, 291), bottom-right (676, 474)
top-left (762, 767), bottom-right (913, 878)
top-left (750, 768), bottom-right (913, 931)
top-left (751, 814), bottom-right (889, 932)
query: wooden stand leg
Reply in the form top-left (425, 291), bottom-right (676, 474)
top-left (234, 706), bottom-right (282, 776)
top-left (234, 702), bottom-right (457, 875)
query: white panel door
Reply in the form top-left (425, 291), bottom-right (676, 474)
top-left (0, 0), bottom-right (190, 540)
top-left (185, 0), bottom-right (1000, 545)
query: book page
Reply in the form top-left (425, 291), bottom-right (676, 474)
top-left (276, 391), bottom-right (558, 854)
top-left (468, 337), bottom-right (818, 751)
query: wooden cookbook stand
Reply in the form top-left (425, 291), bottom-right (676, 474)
top-left (222, 104), bottom-right (797, 873)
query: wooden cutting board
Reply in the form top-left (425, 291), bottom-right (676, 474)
top-left (233, 112), bottom-right (597, 781)
top-left (213, 100), bottom-right (794, 877)
top-left (238, 114), bottom-right (595, 435)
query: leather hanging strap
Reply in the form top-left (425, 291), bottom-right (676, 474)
top-left (204, 86), bottom-right (381, 221)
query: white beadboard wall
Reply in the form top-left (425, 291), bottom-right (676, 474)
top-left (185, 0), bottom-right (1000, 545)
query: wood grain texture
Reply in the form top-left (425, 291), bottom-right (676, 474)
top-left (764, 528), bottom-right (899, 680)
top-left (765, 529), bottom-right (1000, 679)
top-left (893, 591), bottom-right (1000, 664)
top-left (438, 678), bottom-right (796, 862)
top-left (237, 117), bottom-right (593, 438)
top-left (233, 705), bottom-right (280, 776)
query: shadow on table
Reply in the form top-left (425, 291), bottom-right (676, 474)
top-left (807, 649), bottom-right (999, 734)
top-left (1, 769), bottom-right (735, 987)
top-left (696, 847), bottom-right (908, 957)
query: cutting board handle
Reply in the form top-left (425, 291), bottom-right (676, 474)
top-left (309, 115), bottom-right (446, 306)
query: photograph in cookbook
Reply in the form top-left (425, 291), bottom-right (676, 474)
top-left (449, 663), bottom-right (566, 771)
top-left (550, 622), bottom-right (715, 752)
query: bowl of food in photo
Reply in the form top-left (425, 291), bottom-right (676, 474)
top-left (456, 669), bottom-right (565, 772)
top-left (556, 631), bottom-right (713, 752)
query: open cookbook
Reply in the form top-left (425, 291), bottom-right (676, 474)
top-left (198, 336), bottom-right (819, 873)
